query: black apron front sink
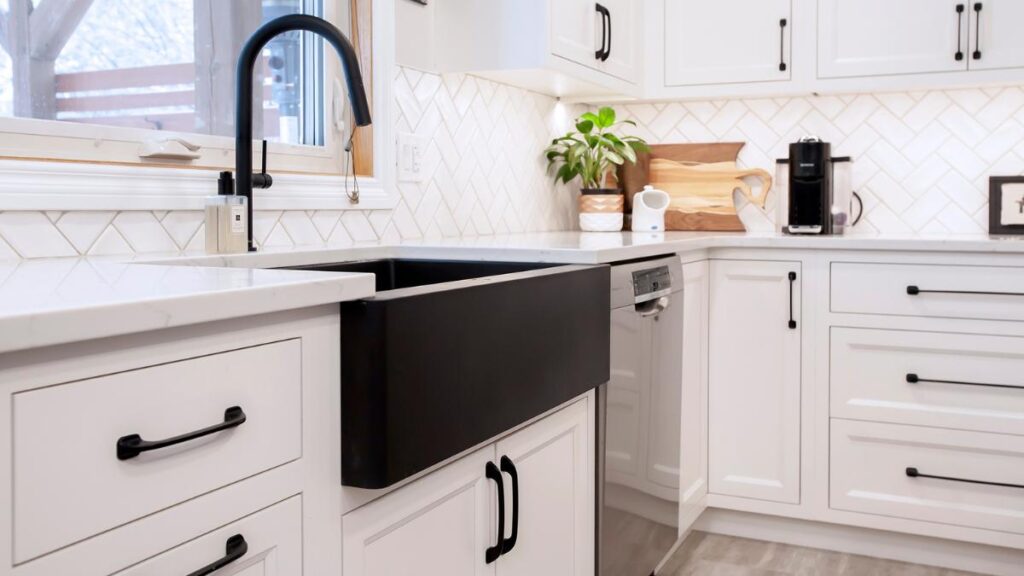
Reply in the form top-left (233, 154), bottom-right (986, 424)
top-left (284, 259), bottom-right (610, 489)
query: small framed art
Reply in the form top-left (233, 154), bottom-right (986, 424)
top-left (990, 176), bottom-right (1024, 235)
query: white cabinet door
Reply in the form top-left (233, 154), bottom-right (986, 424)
top-left (818, 0), bottom-right (968, 78)
top-left (551, 0), bottom-right (602, 71)
top-left (495, 399), bottom-right (594, 576)
top-left (665, 0), bottom-right (791, 86)
top-left (597, 0), bottom-right (640, 83)
top-left (969, 0), bottom-right (1024, 71)
top-left (708, 260), bottom-right (801, 504)
top-left (678, 261), bottom-right (709, 534)
top-left (343, 446), bottom-right (497, 576)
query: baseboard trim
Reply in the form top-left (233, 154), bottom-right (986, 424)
top-left (694, 508), bottom-right (1024, 576)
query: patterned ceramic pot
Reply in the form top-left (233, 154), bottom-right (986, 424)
top-left (578, 190), bottom-right (624, 232)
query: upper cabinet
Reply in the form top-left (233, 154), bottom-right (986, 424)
top-left (664, 0), bottom-right (792, 86)
top-left (969, 0), bottom-right (1024, 71)
top-left (819, 0), bottom-right (968, 78)
top-left (417, 0), bottom-right (641, 99)
top-left (818, 0), bottom-right (1024, 78)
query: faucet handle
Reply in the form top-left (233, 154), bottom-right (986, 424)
top-left (252, 139), bottom-right (273, 189)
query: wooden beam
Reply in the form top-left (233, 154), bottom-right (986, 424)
top-left (193, 0), bottom-right (263, 138)
top-left (29, 0), bottom-right (94, 60)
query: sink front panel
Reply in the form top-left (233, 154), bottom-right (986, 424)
top-left (337, 263), bottom-right (610, 488)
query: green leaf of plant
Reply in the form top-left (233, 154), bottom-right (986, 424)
top-left (619, 143), bottom-right (637, 163)
top-left (598, 107), bottom-right (616, 128)
top-left (580, 112), bottom-right (601, 125)
top-left (605, 151), bottom-right (624, 165)
top-left (628, 140), bottom-right (651, 153)
top-left (576, 120), bottom-right (594, 134)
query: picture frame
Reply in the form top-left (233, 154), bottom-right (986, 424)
top-left (989, 176), bottom-right (1024, 235)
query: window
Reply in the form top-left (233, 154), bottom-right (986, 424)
top-left (0, 0), bottom-right (373, 175)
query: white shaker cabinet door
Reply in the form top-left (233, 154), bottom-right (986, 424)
top-left (968, 0), bottom-right (1024, 71)
top-left (551, 0), bottom-right (603, 72)
top-left (495, 399), bottom-right (594, 576)
top-left (819, 0), bottom-right (968, 78)
top-left (596, 0), bottom-right (641, 83)
top-left (342, 447), bottom-right (497, 576)
top-left (664, 0), bottom-right (792, 86)
top-left (708, 260), bottom-right (801, 504)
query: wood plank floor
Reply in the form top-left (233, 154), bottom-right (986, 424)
top-left (659, 532), bottom-right (986, 576)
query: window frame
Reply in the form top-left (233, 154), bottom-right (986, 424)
top-left (0, 0), bottom-right (392, 199)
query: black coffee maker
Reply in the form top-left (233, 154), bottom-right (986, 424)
top-left (786, 137), bottom-right (833, 234)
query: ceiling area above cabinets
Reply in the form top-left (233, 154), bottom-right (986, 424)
top-left (396, 0), bottom-right (1024, 102)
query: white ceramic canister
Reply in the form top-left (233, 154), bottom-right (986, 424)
top-left (631, 185), bottom-right (670, 232)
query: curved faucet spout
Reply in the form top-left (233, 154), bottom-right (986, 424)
top-left (236, 14), bottom-right (372, 251)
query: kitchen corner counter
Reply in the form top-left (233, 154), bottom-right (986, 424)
top-left (3, 230), bottom-right (1024, 355)
top-left (0, 259), bottom-right (375, 355)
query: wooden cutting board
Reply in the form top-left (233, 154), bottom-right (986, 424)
top-left (617, 143), bottom-right (772, 231)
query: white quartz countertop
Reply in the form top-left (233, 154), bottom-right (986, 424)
top-left (3, 230), bottom-right (1024, 354)
top-left (155, 230), bottom-right (1024, 268)
top-left (0, 259), bottom-right (375, 354)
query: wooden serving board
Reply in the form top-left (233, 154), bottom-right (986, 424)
top-left (617, 142), bottom-right (771, 231)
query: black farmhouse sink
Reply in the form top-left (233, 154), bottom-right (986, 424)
top-left (284, 259), bottom-right (610, 489)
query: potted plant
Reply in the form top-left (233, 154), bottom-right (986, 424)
top-left (544, 107), bottom-right (649, 231)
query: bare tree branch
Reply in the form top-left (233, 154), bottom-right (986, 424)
top-left (30, 0), bottom-right (95, 60)
top-left (0, 10), bottom-right (8, 54)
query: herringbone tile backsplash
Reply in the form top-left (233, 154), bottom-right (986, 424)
top-left (0, 67), bottom-right (1022, 259)
top-left (614, 88), bottom-right (1024, 235)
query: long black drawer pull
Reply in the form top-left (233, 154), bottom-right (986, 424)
top-left (186, 534), bottom-right (248, 576)
top-left (778, 19), bottom-right (788, 71)
top-left (788, 271), bottom-right (797, 329)
top-left (906, 373), bottom-right (1023, 391)
top-left (906, 285), bottom-right (1024, 297)
top-left (955, 4), bottom-right (965, 61)
top-left (485, 461), bottom-right (505, 564)
top-left (499, 456), bottom-right (520, 555)
top-left (906, 467), bottom-right (1024, 490)
top-left (117, 406), bottom-right (247, 460)
top-left (973, 3), bottom-right (983, 60)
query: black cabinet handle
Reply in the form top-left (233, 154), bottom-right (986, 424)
top-left (787, 271), bottom-right (797, 329)
top-left (906, 285), bottom-right (1024, 297)
top-left (595, 4), bottom-right (609, 61)
top-left (906, 467), bottom-right (1024, 490)
top-left (117, 406), bottom-right (246, 461)
top-left (973, 3), bottom-right (983, 60)
top-left (186, 534), bottom-right (248, 576)
top-left (778, 19), bottom-right (788, 72)
top-left (485, 461), bottom-right (505, 564)
top-left (906, 373), bottom-right (1023, 391)
top-left (955, 4), bottom-right (965, 61)
top-left (604, 6), bottom-right (612, 61)
top-left (499, 456), bottom-right (519, 555)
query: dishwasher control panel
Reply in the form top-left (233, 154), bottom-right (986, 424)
top-left (632, 266), bottom-right (672, 303)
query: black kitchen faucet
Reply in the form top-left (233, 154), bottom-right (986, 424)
top-left (233, 14), bottom-right (372, 252)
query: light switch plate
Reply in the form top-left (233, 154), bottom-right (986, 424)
top-left (397, 132), bottom-right (428, 182)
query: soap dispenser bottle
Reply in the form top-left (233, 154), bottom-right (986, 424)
top-left (205, 172), bottom-right (248, 254)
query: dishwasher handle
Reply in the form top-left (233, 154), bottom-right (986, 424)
top-left (636, 296), bottom-right (670, 317)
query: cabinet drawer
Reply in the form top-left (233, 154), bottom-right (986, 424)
top-left (831, 262), bottom-right (1024, 321)
top-left (831, 419), bottom-right (1024, 534)
top-left (13, 340), bottom-right (302, 563)
top-left (113, 496), bottom-right (301, 576)
top-left (831, 328), bottom-right (1024, 435)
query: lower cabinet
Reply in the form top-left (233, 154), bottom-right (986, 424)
top-left (114, 496), bottom-right (302, 576)
top-left (343, 397), bottom-right (593, 576)
top-left (708, 260), bottom-right (801, 504)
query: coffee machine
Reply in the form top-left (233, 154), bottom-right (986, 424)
top-left (777, 137), bottom-right (861, 235)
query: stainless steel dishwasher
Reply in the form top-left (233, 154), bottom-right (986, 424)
top-left (598, 256), bottom-right (684, 576)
